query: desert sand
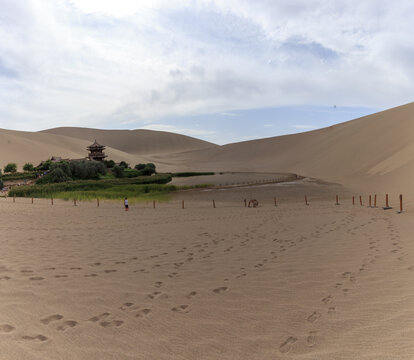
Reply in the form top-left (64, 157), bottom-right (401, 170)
top-left (0, 182), bottom-right (412, 359)
top-left (0, 103), bottom-right (413, 359)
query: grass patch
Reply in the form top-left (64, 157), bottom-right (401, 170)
top-left (2, 172), bottom-right (37, 181)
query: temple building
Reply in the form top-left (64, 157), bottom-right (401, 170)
top-left (87, 140), bottom-right (107, 161)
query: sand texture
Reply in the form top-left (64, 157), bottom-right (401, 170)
top-left (0, 183), bottom-right (412, 359)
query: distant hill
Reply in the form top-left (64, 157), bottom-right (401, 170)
top-left (41, 128), bottom-right (216, 155)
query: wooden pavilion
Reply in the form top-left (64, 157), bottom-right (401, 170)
top-left (87, 140), bottom-right (107, 161)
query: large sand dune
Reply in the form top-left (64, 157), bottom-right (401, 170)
top-left (1, 102), bottom-right (413, 195)
top-left (164, 102), bottom-right (414, 195)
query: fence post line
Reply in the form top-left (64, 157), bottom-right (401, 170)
top-left (369, 195), bottom-right (372, 208)
top-left (13, 195), bottom-right (15, 203)
top-left (399, 194), bottom-right (403, 213)
top-left (51, 198), bottom-right (53, 206)
top-left (360, 196), bottom-right (362, 206)
top-left (153, 200), bottom-right (155, 209)
top-left (213, 200), bottom-right (215, 208)
top-left (305, 195), bottom-right (308, 206)
top-left (182, 200), bottom-right (184, 209)
top-left (383, 194), bottom-right (392, 210)
top-left (274, 197), bottom-right (277, 206)
top-left (335, 195), bottom-right (339, 205)
top-left (374, 194), bottom-right (377, 208)
top-left (32, 197), bottom-right (34, 204)
top-left (97, 198), bottom-right (99, 207)
top-left (244, 199), bottom-right (247, 207)
top-left (352, 196), bottom-right (355, 205)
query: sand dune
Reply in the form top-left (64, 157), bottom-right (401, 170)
top-left (41, 127), bottom-right (216, 155)
top-left (165, 102), bottom-right (414, 195)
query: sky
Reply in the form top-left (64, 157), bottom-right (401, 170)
top-left (0, 1), bottom-right (413, 144)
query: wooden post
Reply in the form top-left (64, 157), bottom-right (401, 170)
top-left (383, 194), bottom-right (392, 210)
top-left (374, 194), bottom-right (377, 208)
top-left (244, 199), bottom-right (247, 207)
top-left (305, 195), bottom-right (308, 206)
top-left (335, 195), bottom-right (339, 205)
top-left (182, 200), bottom-right (184, 209)
top-left (359, 196), bottom-right (362, 206)
top-left (274, 197), bottom-right (277, 206)
top-left (74, 199), bottom-right (77, 206)
top-left (368, 195), bottom-right (371, 207)
top-left (213, 200), bottom-right (215, 208)
top-left (399, 194), bottom-right (403, 213)
top-left (31, 197), bottom-right (34, 204)
top-left (97, 198), bottom-right (99, 207)
top-left (352, 196), bottom-right (355, 205)
top-left (51, 198), bottom-right (53, 205)
top-left (153, 200), bottom-right (155, 209)
top-left (13, 195), bottom-right (15, 203)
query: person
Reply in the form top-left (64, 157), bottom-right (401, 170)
top-left (124, 197), bottom-right (129, 211)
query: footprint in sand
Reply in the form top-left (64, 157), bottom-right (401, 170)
top-left (147, 291), bottom-right (168, 300)
top-left (100, 320), bottom-right (123, 328)
top-left (186, 291), bottom-right (197, 299)
top-left (54, 275), bottom-right (68, 278)
top-left (70, 267), bottom-right (82, 270)
top-left (136, 309), bottom-right (151, 317)
top-left (0, 276), bottom-right (11, 280)
top-left (89, 313), bottom-right (110, 322)
top-left (306, 312), bottom-right (321, 323)
top-left (29, 276), bottom-right (44, 281)
top-left (104, 269), bottom-right (117, 273)
top-left (41, 314), bottom-right (64, 325)
top-left (154, 281), bottom-right (163, 288)
top-left (307, 331), bottom-right (318, 347)
top-left (279, 336), bottom-right (297, 354)
top-left (120, 302), bottom-right (134, 310)
top-left (213, 287), bottom-right (228, 294)
top-left (84, 273), bottom-right (98, 277)
top-left (328, 307), bottom-right (336, 315)
top-left (321, 295), bottom-right (333, 304)
top-left (57, 320), bottom-right (78, 331)
top-left (171, 305), bottom-right (190, 314)
top-left (0, 324), bottom-right (15, 333)
top-left (22, 334), bottom-right (48, 342)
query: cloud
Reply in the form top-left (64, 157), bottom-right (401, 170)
top-left (139, 124), bottom-right (216, 137)
top-left (294, 124), bottom-right (317, 130)
top-left (0, 0), bottom-right (413, 136)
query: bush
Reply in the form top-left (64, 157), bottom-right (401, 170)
top-left (134, 163), bottom-right (156, 176)
top-left (104, 159), bottom-right (115, 168)
top-left (112, 165), bottom-right (125, 178)
top-left (4, 163), bottom-right (17, 173)
top-left (69, 160), bottom-right (106, 180)
top-left (134, 163), bottom-right (146, 170)
top-left (119, 161), bottom-right (129, 169)
top-left (0, 179), bottom-right (3, 190)
top-left (23, 163), bottom-right (34, 172)
top-left (36, 159), bottom-right (53, 171)
top-left (36, 168), bottom-right (71, 184)
top-left (50, 161), bottom-right (72, 178)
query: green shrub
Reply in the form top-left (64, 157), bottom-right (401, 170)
top-left (119, 161), bottom-right (129, 169)
top-left (23, 163), bottom-right (34, 172)
top-left (36, 168), bottom-right (72, 184)
top-left (36, 159), bottom-right (53, 171)
top-left (104, 159), bottom-right (115, 168)
top-left (112, 165), bottom-right (125, 178)
top-left (4, 163), bottom-right (17, 173)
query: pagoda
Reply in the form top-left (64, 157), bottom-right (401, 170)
top-left (87, 140), bottom-right (107, 161)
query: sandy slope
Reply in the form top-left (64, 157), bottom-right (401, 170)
top-left (41, 127), bottom-right (216, 155)
top-left (163, 102), bottom-right (414, 195)
top-left (0, 186), bottom-right (412, 360)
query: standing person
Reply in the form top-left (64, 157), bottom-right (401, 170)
top-left (124, 197), bottom-right (129, 211)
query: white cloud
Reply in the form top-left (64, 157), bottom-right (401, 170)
top-left (0, 0), bottom-right (413, 133)
top-left (139, 124), bottom-right (216, 137)
top-left (294, 124), bottom-right (317, 129)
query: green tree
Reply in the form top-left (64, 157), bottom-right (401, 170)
top-left (36, 168), bottom-right (71, 184)
top-left (23, 163), bottom-right (34, 172)
top-left (104, 159), bottom-right (115, 168)
top-left (134, 163), bottom-right (146, 170)
top-left (112, 165), bottom-right (125, 178)
top-left (4, 163), bottom-right (17, 173)
top-left (119, 161), bottom-right (129, 169)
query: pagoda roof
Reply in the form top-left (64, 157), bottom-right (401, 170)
top-left (87, 139), bottom-right (105, 148)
